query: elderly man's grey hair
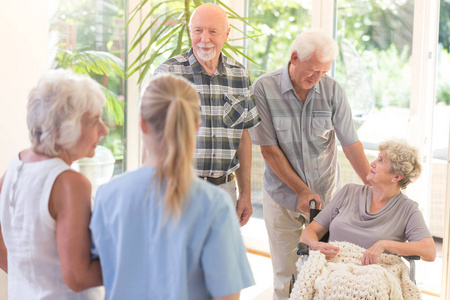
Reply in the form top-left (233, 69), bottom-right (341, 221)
top-left (27, 69), bottom-right (106, 156)
top-left (378, 139), bottom-right (422, 189)
top-left (289, 29), bottom-right (339, 63)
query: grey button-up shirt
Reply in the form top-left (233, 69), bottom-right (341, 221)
top-left (249, 64), bottom-right (358, 212)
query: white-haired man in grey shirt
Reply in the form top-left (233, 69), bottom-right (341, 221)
top-left (249, 29), bottom-right (371, 300)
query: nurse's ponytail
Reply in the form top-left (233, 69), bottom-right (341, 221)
top-left (140, 74), bottom-right (200, 218)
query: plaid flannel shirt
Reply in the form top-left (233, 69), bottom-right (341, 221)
top-left (154, 49), bottom-right (260, 177)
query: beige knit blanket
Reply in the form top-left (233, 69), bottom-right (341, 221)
top-left (289, 241), bottom-right (422, 300)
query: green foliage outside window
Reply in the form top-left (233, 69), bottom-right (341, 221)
top-left (334, 0), bottom-right (450, 108)
top-left (127, 0), bottom-right (260, 84)
top-left (51, 0), bottom-right (126, 169)
top-left (245, 1), bottom-right (312, 79)
top-left (246, 0), bottom-right (450, 108)
top-left (48, 0), bottom-right (450, 167)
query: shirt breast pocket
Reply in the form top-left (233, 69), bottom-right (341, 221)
top-left (311, 111), bottom-right (333, 139)
top-left (274, 118), bottom-right (293, 143)
top-left (223, 94), bottom-right (246, 128)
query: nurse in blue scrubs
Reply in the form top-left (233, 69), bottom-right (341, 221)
top-left (90, 74), bottom-right (255, 300)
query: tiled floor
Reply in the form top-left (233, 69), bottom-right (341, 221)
top-left (241, 253), bottom-right (273, 300)
top-left (241, 217), bottom-right (273, 300)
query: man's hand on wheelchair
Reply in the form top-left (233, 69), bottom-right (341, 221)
top-left (314, 242), bottom-right (340, 260)
top-left (296, 189), bottom-right (321, 213)
top-left (362, 240), bottom-right (385, 265)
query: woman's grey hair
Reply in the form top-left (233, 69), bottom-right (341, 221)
top-left (379, 139), bottom-right (422, 189)
top-left (27, 69), bottom-right (106, 156)
top-left (289, 29), bottom-right (339, 62)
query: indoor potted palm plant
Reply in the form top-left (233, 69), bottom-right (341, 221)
top-left (127, 0), bottom-right (260, 84)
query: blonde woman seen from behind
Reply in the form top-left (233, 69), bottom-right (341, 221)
top-left (90, 74), bottom-right (255, 300)
top-left (0, 69), bottom-right (107, 299)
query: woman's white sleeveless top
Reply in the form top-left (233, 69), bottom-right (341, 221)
top-left (0, 154), bottom-right (102, 299)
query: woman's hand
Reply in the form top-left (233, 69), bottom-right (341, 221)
top-left (362, 240), bottom-right (385, 265)
top-left (363, 238), bottom-right (436, 263)
top-left (316, 242), bottom-right (340, 260)
top-left (301, 221), bottom-right (332, 257)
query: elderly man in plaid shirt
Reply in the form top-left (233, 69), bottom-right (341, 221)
top-left (154, 3), bottom-right (260, 226)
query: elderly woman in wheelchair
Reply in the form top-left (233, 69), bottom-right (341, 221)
top-left (291, 139), bottom-right (436, 299)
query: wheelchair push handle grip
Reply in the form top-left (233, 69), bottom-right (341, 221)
top-left (309, 199), bottom-right (323, 223)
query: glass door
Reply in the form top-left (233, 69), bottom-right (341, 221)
top-left (334, 0), bottom-right (418, 195)
top-left (53, 0), bottom-right (127, 180)
top-left (427, 1), bottom-right (450, 297)
top-left (334, 0), bottom-right (443, 296)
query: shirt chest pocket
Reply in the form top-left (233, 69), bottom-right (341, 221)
top-left (274, 118), bottom-right (293, 143)
top-left (223, 94), bottom-right (246, 128)
top-left (311, 111), bottom-right (333, 138)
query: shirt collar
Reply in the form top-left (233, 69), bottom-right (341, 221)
top-left (280, 63), bottom-right (294, 95)
top-left (188, 48), bottom-right (226, 76)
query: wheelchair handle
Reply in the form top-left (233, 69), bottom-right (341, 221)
top-left (309, 199), bottom-right (317, 210)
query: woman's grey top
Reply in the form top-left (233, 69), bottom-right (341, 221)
top-left (314, 184), bottom-right (432, 249)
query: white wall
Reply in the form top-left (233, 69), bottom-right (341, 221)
top-left (0, 0), bottom-right (50, 297)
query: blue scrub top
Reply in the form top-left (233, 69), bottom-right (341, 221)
top-left (90, 167), bottom-right (254, 300)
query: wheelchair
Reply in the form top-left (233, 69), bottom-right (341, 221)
top-left (289, 200), bottom-right (420, 296)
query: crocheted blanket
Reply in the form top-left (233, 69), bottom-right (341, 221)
top-left (289, 241), bottom-right (421, 300)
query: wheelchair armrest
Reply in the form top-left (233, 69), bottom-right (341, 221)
top-left (400, 255), bottom-right (420, 283)
top-left (402, 255), bottom-right (420, 260)
top-left (297, 242), bottom-right (309, 255)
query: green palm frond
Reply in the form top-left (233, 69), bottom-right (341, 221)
top-left (55, 48), bottom-right (124, 77)
top-left (102, 87), bottom-right (124, 125)
top-left (126, 0), bottom-right (261, 84)
top-left (54, 48), bottom-right (124, 125)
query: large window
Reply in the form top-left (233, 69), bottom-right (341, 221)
top-left (334, 1), bottom-right (416, 184)
top-left (242, 0), bottom-right (448, 297)
top-left (52, 0), bottom-right (126, 195)
top-left (334, 0), bottom-right (446, 296)
top-left (428, 0), bottom-right (450, 296)
top-left (123, 1), bottom-right (449, 297)
top-left (335, 1), bottom-right (414, 148)
top-left (245, 1), bottom-right (312, 79)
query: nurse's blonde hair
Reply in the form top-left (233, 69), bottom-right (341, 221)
top-left (140, 74), bottom-right (200, 218)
